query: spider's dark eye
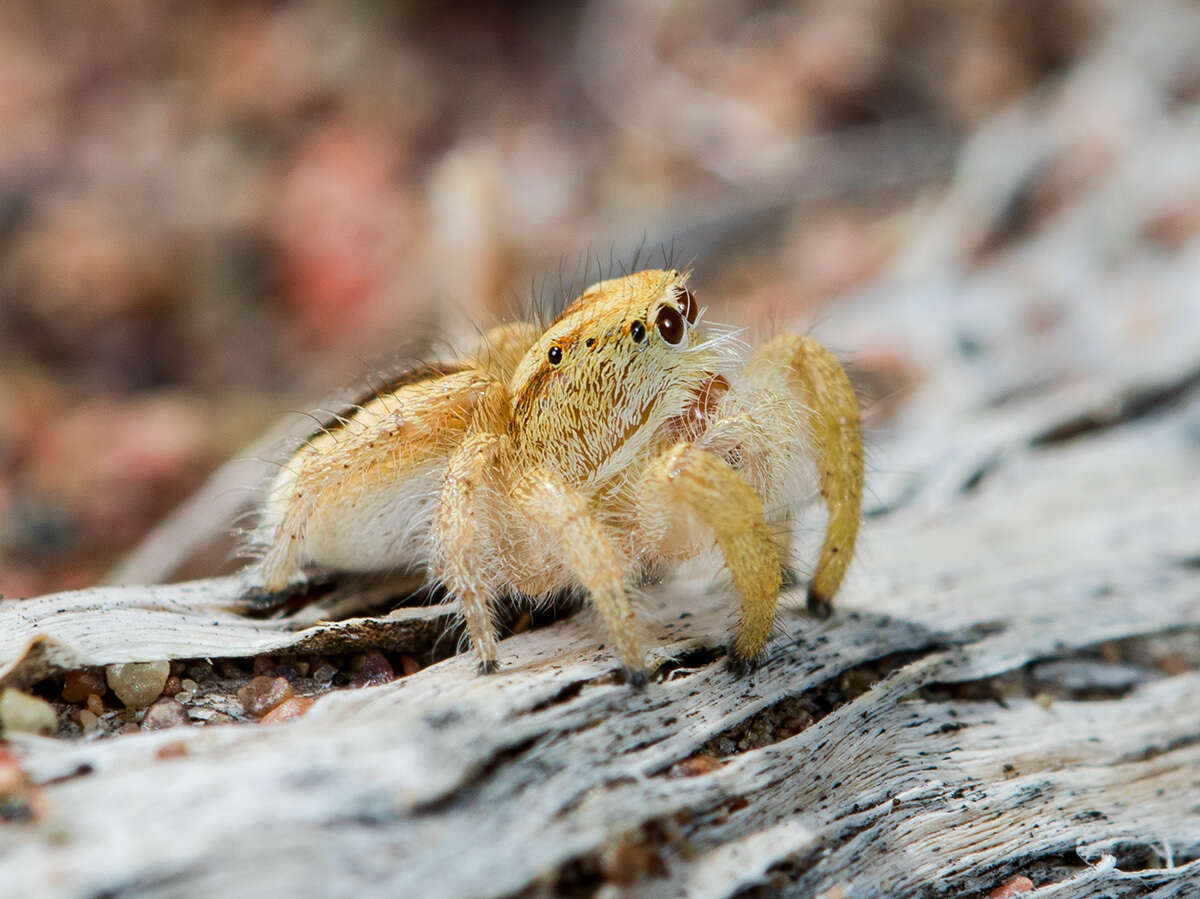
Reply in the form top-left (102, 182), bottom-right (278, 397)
top-left (677, 288), bottom-right (698, 324)
top-left (655, 304), bottom-right (685, 345)
top-left (630, 321), bottom-right (646, 343)
top-left (548, 345), bottom-right (562, 364)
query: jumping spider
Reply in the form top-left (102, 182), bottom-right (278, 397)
top-left (254, 269), bottom-right (863, 682)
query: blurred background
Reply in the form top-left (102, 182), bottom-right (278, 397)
top-left (1, 0), bottom-right (1197, 597)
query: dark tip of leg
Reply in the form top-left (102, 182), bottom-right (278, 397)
top-left (627, 668), bottom-right (649, 689)
top-left (806, 588), bottom-right (833, 620)
top-left (478, 659), bottom-right (500, 675)
top-left (242, 588), bottom-right (291, 612)
top-left (725, 647), bottom-right (760, 677)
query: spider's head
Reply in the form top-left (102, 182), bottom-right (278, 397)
top-left (510, 269), bottom-right (725, 481)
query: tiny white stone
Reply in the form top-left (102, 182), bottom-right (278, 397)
top-left (0, 689), bottom-right (57, 736)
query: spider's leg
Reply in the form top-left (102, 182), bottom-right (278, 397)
top-left (511, 469), bottom-right (646, 681)
top-left (437, 433), bottom-right (509, 673)
top-left (257, 367), bottom-right (495, 592)
top-left (638, 443), bottom-right (782, 671)
top-left (746, 334), bottom-right (863, 618)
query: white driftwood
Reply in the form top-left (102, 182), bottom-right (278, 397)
top-left (2, 397), bottom-right (1199, 898)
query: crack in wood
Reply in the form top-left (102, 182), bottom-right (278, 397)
top-left (1031, 365), bottom-right (1200, 447)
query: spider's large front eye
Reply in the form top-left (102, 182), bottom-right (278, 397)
top-left (548, 345), bottom-right (563, 364)
top-left (630, 321), bottom-right (646, 343)
top-left (655, 304), bottom-right (685, 345)
top-left (677, 288), bottom-right (698, 324)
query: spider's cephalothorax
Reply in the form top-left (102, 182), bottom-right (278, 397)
top-left (256, 269), bottom-right (863, 681)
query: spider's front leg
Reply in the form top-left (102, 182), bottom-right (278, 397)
top-left (638, 443), bottom-right (782, 673)
top-left (437, 432), bottom-right (510, 674)
top-left (510, 469), bottom-right (647, 683)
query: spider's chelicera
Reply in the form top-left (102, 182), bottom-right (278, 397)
top-left (254, 269), bottom-right (863, 681)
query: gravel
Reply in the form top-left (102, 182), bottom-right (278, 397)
top-left (105, 661), bottom-right (170, 709)
top-left (0, 689), bottom-right (58, 735)
top-left (237, 676), bottom-right (293, 717)
top-left (142, 697), bottom-right (190, 730)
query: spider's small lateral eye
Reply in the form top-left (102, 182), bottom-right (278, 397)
top-left (677, 287), bottom-right (699, 324)
top-left (548, 345), bottom-right (563, 365)
top-left (655, 304), bottom-right (685, 345)
top-left (630, 321), bottom-right (646, 343)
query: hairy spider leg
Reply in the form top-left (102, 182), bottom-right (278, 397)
top-left (747, 334), bottom-right (863, 617)
top-left (436, 431), bottom-right (510, 673)
top-left (638, 443), bottom-right (782, 668)
top-left (511, 468), bottom-right (646, 680)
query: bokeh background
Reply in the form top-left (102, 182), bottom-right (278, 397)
top-left (1, 0), bottom-right (1196, 597)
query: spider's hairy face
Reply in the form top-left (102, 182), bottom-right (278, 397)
top-left (509, 269), bottom-right (712, 484)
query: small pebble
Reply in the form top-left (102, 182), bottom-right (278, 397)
top-left (990, 875), bottom-right (1034, 898)
top-left (186, 662), bottom-right (213, 681)
top-left (349, 651), bottom-right (394, 688)
top-left (86, 693), bottom-right (105, 716)
top-left (261, 696), bottom-right (315, 724)
top-left (61, 669), bottom-right (107, 703)
top-left (215, 659), bottom-right (245, 678)
top-left (294, 661), bottom-right (310, 677)
top-left (673, 755), bottom-right (723, 777)
top-left (598, 838), bottom-right (657, 886)
top-left (0, 748), bottom-right (27, 792)
top-left (313, 664), bottom-right (338, 685)
top-left (237, 676), bottom-right (293, 717)
top-left (79, 710), bottom-right (100, 733)
top-left (180, 679), bottom-right (199, 694)
top-left (1158, 653), bottom-right (1189, 676)
top-left (142, 697), bottom-right (190, 731)
top-left (0, 689), bottom-right (58, 736)
top-left (400, 656), bottom-right (421, 676)
top-left (252, 656), bottom-right (275, 676)
top-left (156, 741), bottom-right (189, 759)
top-left (106, 661), bottom-right (170, 709)
top-left (162, 675), bottom-right (182, 697)
top-left (0, 747), bottom-right (42, 821)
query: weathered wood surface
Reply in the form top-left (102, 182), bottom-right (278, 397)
top-left (4, 3), bottom-right (1200, 896)
top-left (2, 383), bottom-right (1199, 898)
